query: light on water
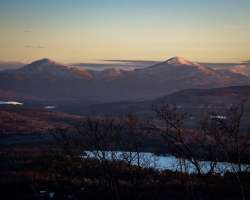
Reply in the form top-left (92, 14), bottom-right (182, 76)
top-left (0, 101), bottom-right (23, 106)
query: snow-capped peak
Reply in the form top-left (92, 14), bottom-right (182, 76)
top-left (166, 57), bottom-right (198, 66)
top-left (22, 58), bottom-right (69, 72)
top-left (30, 58), bottom-right (61, 66)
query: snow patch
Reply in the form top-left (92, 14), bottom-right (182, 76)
top-left (166, 57), bottom-right (200, 66)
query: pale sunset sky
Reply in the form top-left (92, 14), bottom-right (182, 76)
top-left (0, 0), bottom-right (250, 63)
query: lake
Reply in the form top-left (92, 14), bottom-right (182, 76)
top-left (83, 151), bottom-right (250, 174)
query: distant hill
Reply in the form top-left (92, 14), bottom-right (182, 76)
top-left (0, 61), bottom-right (25, 71)
top-left (81, 85), bottom-right (250, 116)
top-left (154, 85), bottom-right (250, 107)
top-left (0, 107), bottom-right (83, 135)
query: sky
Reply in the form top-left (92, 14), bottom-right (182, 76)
top-left (0, 0), bottom-right (250, 63)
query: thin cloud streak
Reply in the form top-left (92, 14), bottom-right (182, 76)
top-left (25, 45), bottom-right (45, 49)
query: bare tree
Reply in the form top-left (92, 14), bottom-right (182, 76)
top-left (203, 102), bottom-right (249, 200)
top-left (153, 101), bottom-right (249, 200)
top-left (153, 103), bottom-right (206, 200)
top-left (77, 117), bottom-right (123, 200)
top-left (121, 114), bottom-right (158, 200)
top-left (153, 103), bottom-right (203, 175)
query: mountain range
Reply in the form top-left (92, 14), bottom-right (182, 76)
top-left (0, 57), bottom-right (250, 104)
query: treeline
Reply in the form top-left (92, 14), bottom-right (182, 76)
top-left (1, 102), bottom-right (250, 200)
top-left (1, 150), bottom-right (250, 200)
